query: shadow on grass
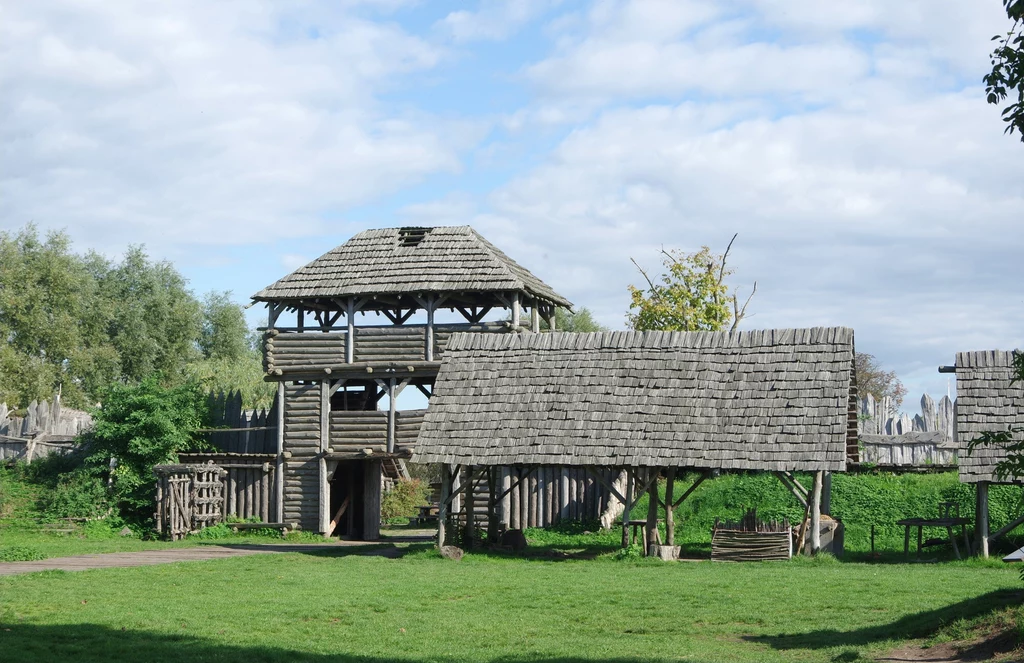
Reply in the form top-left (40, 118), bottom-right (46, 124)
top-left (0, 623), bottom-right (709, 663)
top-left (746, 588), bottom-right (1024, 652)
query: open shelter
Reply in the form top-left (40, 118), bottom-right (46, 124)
top-left (414, 326), bottom-right (858, 555)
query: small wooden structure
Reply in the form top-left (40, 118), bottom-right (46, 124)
top-left (943, 350), bottom-right (1024, 557)
top-left (154, 464), bottom-right (227, 540)
top-left (414, 327), bottom-right (858, 555)
top-left (250, 226), bottom-right (571, 539)
top-left (712, 511), bottom-right (792, 562)
top-left (897, 502), bottom-right (971, 560)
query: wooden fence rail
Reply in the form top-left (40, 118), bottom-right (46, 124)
top-left (154, 464), bottom-right (227, 540)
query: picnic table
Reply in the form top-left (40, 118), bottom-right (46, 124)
top-left (896, 514), bottom-right (972, 560)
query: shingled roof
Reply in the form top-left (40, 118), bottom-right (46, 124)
top-left (955, 350), bottom-right (1024, 484)
top-left (413, 327), bottom-right (857, 471)
top-left (252, 226), bottom-right (570, 307)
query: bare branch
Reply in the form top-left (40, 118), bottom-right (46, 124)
top-left (718, 233), bottom-right (738, 286)
top-left (730, 281), bottom-right (757, 332)
top-left (630, 257), bottom-right (658, 294)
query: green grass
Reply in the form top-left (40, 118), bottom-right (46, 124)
top-left (0, 550), bottom-right (1020, 662)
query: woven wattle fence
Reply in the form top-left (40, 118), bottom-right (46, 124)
top-left (711, 511), bottom-right (792, 562)
top-left (154, 464), bottom-right (227, 540)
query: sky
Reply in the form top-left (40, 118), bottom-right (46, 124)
top-left (2, 0), bottom-right (1022, 412)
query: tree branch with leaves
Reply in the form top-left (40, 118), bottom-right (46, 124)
top-left (627, 233), bottom-right (756, 332)
top-left (985, 0), bottom-right (1024, 141)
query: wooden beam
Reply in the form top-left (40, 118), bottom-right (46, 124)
top-left (511, 292), bottom-right (521, 328)
top-left (665, 468), bottom-right (676, 547)
top-left (671, 471), bottom-right (708, 509)
top-left (415, 383), bottom-right (432, 399)
top-left (977, 481), bottom-right (990, 558)
top-left (386, 378), bottom-right (396, 453)
top-left (810, 470), bottom-right (823, 555)
top-left (464, 466), bottom-right (475, 549)
top-left (275, 382), bottom-right (285, 523)
top-left (531, 302), bottom-right (540, 333)
top-left (489, 465), bottom-right (537, 507)
top-left (320, 380), bottom-right (330, 534)
top-left (345, 298), bottom-right (355, 364)
top-left (425, 294), bottom-right (435, 361)
top-left (773, 471), bottom-right (808, 509)
top-left (991, 511), bottom-right (1024, 543)
top-left (645, 469), bottom-right (659, 555)
top-left (438, 464), bottom-right (451, 548)
top-left (621, 468), bottom-right (634, 548)
top-left (326, 496), bottom-right (350, 537)
top-left (584, 465), bottom-right (627, 505)
top-left (780, 471), bottom-right (809, 498)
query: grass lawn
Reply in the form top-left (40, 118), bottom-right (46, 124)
top-left (1, 548), bottom-right (1021, 663)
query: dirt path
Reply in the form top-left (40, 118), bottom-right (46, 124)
top-left (0, 541), bottom-right (411, 576)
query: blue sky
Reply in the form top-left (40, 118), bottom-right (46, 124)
top-left (1, 0), bottom-right (1022, 414)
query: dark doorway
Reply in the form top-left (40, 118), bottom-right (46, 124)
top-left (329, 461), bottom-right (365, 539)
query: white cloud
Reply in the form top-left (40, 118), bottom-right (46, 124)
top-left (0, 1), bottom-right (474, 257)
top-left (437, 0), bottom-right (560, 43)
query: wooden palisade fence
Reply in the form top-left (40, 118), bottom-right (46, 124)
top-left (0, 396), bottom-right (92, 463)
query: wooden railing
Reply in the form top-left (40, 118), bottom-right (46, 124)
top-left (264, 322), bottom-right (508, 373)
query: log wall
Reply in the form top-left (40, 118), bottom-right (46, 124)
top-left (264, 322), bottom-right (508, 371)
top-left (329, 409), bottom-right (425, 454)
top-left (282, 383), bottom-right (321, 531)
top-left (453, 465), bottom-right (613, 531)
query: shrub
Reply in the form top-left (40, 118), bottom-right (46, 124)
top-left (0, 545), bottom-right (46, 562)
top-left (40, 469), bottom-right (110, 520)
top-left (80, 375), bottom-right (210, 528)
top-left (381, 478), bottom-right (430, 523)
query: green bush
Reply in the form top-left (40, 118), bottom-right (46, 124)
top-left (0, 545), bottom-right (46, 561)
top-left (381, 479), bottom-right (430, 523)
top-left (80, 375), bottom-right (210, 528)
top-left (40, 469), bottom-right (110, 520)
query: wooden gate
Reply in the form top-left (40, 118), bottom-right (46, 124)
top-left (154, 464), bottom-right (227, 540)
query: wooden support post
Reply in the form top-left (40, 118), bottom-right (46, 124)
top-left (621, 468), bottom-right (633, 548)
top-left (487, 468), bottom-right (499, 543)
top-left (438, 464), bottom-right (451, 548)
top-left (549, 307), bottom-right (557, 332)
top-left (511, 292), bottom-right (521, 328)
top-left (464, 466), bottom-right (475, 549)
top-left (386, 378), bottom-right (396, 453)
top-left (500, 467), bottom-right (511, 529)
top-left (821, 471), bottom-right (832, 515)
top-left (977, 481), bottom-right (990, 559)
top-left (810, 470), bottom-right (823, 555)
top-left (665, 468), bottom-right (676, 546)
top-left (275, 382), bottom-right (285, 523)
top-left (425, 295), bottom-right (435, 361)
top-left (510, 468), bottom-right (520, 530)
top-left (531, 302), bottom-right (540, 333)
top-left (320, 381), bottom-right (330, 534)
top-left (645, 470), bottom-right (659, 555)
top-left (345, 298), bottom-right (355, 364)
top-left (363, 459), bottom-right (382, 541)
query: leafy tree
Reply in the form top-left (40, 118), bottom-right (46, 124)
top-left (627, 234), bottom-right (755, 332)
top-left (0, 226), bottom-right (119, 408)
top-left (80, 376), bottom-right (210, 525)
top-left (541, 307), bottom-right (608, 332)
top-left (853, 352), bottom-right (907, 412)
top-left (985, 1), bottom-right (1024, 141)
top-left (200, 291), bottom-right (249, 361)
top-left (98, 246), bottom-right (202, 384)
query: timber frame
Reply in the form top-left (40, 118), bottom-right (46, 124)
top-left (944, 350), bottom-right (1024, 558)
top-left (252, 226), bottom-right (571, 540)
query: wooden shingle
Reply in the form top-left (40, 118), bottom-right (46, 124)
top-left (955, 350), bottom-right (1024, 484)
top-left (413, 327), bottom-right (856, 471)
top-left (252, 226), bottom-right (570, 307)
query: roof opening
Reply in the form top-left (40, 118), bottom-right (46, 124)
top-left (397, 227), bottom-right (431, 247)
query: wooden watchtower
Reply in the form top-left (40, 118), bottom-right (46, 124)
top-left (251, 226), bottom-right (571, 540)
